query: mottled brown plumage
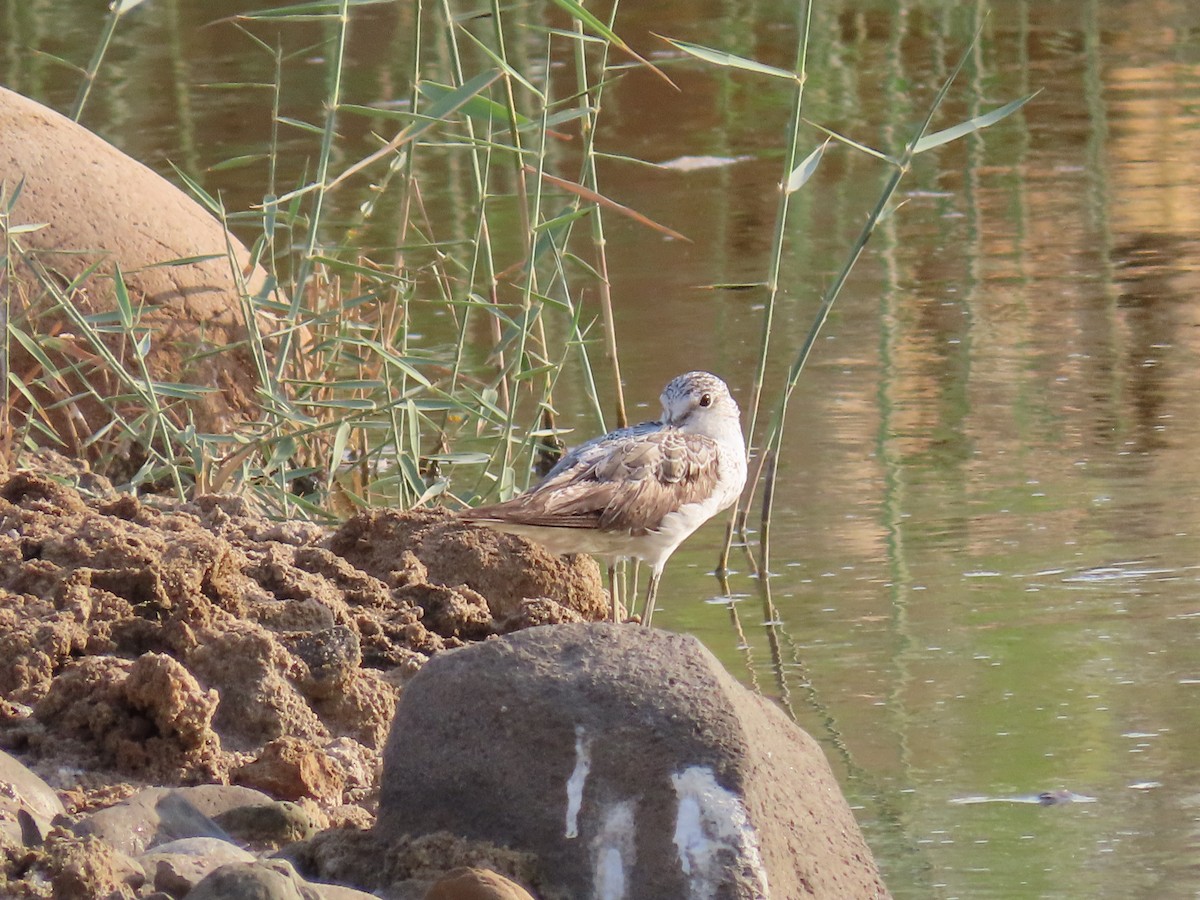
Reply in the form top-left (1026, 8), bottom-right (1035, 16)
top-left (473, 429), bottom-right (722, 537)
top-left (462, 372), bottom-right (747, 624)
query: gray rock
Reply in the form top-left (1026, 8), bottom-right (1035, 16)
top-left (377, 623), bottom-right (891, 899)
top-left (309, 882), bottom-right (384, 900)
top-left (154, 791), bottom-right (236, 843)
top-left (145, 836), bottom-right (255, 860)
top-left (287, 626), bottom-right (362, 700)
top-left (188, 862), bottom-right (313, 900)
top-left (74, 784), bottom-right (275, 856)
top-left (0, 748), bottom-right (64, 844)
top-left (184, 864), bottom-right (374, 900)
top-left (214, 800), bottom-right (316, 849)
top-left (140, 837), bottom-right (255, 895)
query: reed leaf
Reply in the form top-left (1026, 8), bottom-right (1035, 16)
top-left (657, 36), bottom-right (800, 82)
top-left (785, 139), bottom-right (829, 194)
top-left (913, 92), bottom-right (1040, 154)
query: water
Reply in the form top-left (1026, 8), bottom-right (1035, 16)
top-left (3, 1), bottom-right (1199, 897)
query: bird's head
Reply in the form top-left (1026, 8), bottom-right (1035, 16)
top-left (659, 371), bottom-right (740, 434)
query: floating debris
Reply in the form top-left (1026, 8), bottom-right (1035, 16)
top-left (949, 789), bottom-right (1096, 806)
top-left (656, 155), bottom-right (753, 171)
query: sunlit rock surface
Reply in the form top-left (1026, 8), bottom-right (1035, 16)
top-left (377, 623), bottom-right (891, 899)
top-left (0, 85), bottom-right (279, 455)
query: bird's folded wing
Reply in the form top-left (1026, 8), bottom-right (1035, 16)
top-left (476, 430), bottom-right (722, 535)
top-left (543, 420), bottom-right (661, 478)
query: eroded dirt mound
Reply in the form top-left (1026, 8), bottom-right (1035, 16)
top-left (331, 507), bottom-right (610, 626)
top-left (0, 469), bottom-right (606, 799)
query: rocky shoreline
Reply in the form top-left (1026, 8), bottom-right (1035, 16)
top-left (0, 80), bottom-right (893, 900)
top-left (0, 461), bottom-right (604, 898)
top-left (0, 460), bottom-right (889, 898)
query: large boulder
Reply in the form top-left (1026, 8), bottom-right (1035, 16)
top-left (0, 84), bottom-right (280, 457)
top-left (376, 624), bottom-right (891, 899)
top-left (74, 785), bottom-right (276, 857)
top-left (0, 747), bottom-right (65, 844)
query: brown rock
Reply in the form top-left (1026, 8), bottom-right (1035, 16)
top-left (188, 622), bottom-right (330, 751)
top-left (396, 581), bottom-right (495, 640)
top-left (0, 85), bottom-right (284, 460)
top-left (38, 828), bottom-right (145, 900)
top-left (294, 827), bottom-right (538, 899)
top-left (32, 653), bottom-right (221, 781)
top-left (233, 737), bottom-right (344, 804)
top-left (424, 867), bottom-right (536, 900)
top-left (496, 598), bottom-right (587, 630)
top-left (0, 472), bottom-right (434, 788)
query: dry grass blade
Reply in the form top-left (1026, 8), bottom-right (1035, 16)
top-left (550, 0), bottom-right (676, 88)
top-left (786, 139), bottom-right (829, 194)
top-left (913, 91), bottom-right (1041, 154)
top-left (524, 166), bottom-right (691, 243)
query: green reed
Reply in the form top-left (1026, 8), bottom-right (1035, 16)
top-left (1, 0), bottom-right (652, 517)
top-left (661, 12), bottom-right (1034, 576)
top-left (3, 1), bottom-right (1031, 545)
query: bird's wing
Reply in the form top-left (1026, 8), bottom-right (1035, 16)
top-left (469, 429), bottom-right (723, 536)
top-left (543, 420), bottom-right (661, 479)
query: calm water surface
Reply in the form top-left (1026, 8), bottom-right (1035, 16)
top-left (3, 1), bottom-right (1199, 897)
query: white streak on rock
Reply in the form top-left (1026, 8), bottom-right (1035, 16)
top-left (564, 725), bottom-right (591, 839)
top-left (672, 766), bottom-right (770, 899)
top-left (592, 800), bottom-right (636, 900)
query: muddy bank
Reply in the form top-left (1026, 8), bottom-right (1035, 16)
top-left (0, 461), bottom-right (606, 896)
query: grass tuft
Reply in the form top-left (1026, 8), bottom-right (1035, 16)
top-left (3, 3), bottom-right (1031, 551)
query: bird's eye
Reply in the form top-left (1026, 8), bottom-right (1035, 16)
top-left (699, 393), bottom-right (712, 408)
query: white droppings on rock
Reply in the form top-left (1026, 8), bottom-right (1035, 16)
top-left (564, 725), bottom-right (591, 839)
top-left (672, 766), bottom-right (770, 900)
top-left (591, 799), bottom-right (636, 900)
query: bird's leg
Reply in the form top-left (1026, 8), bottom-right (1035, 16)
top-left (642, 571), bottom-right (662, 627)
top-left (607, 562), bottom-right (619, 623)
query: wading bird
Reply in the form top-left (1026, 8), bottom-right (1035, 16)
top-left (463, 371), bottom-right (747, 625)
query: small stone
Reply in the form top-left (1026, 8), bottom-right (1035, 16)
top-left (214, 801), bottom-right (315, 849)
top-left (187, 862), bottom-right (310, 900)
top-left (74, 785), bottom-right (275, 857)
top-left (0, 748), bottom-right (65, 845)
top-left (232, 736), bottom-right (343, 804)
top-left (424, 866), bottom-right (536, 900)
top-left (139, 837), bottom-right (254, 895)
top-left (288, 626), bottom-right (362, 700)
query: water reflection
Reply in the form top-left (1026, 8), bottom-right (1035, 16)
top-left (3, 0), bottom-right (1200, 897)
